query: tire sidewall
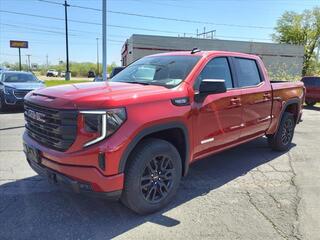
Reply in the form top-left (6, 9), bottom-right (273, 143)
top-left (122, 138), bottom-right (182, 214)
top-left (0, 93), bottom-right (6, 111)
top-left (274, 113), bottom-right (295, 150)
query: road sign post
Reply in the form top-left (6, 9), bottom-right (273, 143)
top-left (10, 40), bottom-right (28, 71)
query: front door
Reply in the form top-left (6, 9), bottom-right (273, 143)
top-left (193, 57), bottom-right (243, 159)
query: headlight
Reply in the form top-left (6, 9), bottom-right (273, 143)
top-left (4, 86), bottom-right (15, 95)
top-left (80, 108), bottom-right (126, 147)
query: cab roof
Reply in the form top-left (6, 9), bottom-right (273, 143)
top-left (149, 50), bottom-right (260, 60)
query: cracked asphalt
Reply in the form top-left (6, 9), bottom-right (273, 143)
top-left (0, 107), bottom-right (320, 240)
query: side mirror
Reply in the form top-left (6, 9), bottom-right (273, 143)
top-left (199, 79), bottom-right (226, 94)
top-left (195, 79), bottom-right (227, 102)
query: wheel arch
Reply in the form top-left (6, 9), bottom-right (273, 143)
top-left (118, 121), bottom-right (190, 177)
top-left (275, 98), bottom-right (300, 133)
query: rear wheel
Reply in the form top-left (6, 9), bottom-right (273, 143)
top-left (268, 112), bottom-right (295, 151)
top-left (121, 138), bottom-right (182, 215)
top-left (305, 100), bottom-right (316, 106)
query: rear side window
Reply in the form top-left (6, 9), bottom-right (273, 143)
top-left (197, 57), bottom-right (233, 89)
top-left (302, 77), bottom-right (320, 87)
top-left (234, 58), bottom-right (261, 87)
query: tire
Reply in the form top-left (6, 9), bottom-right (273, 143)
top-left (0, 94), bottom-right (7, 112)
top-left (268, 112), bottom-right (295, 151)
top-left (305, 100), bottom-right (316, 106)
top-left (121, 138), bottom-right (182, 215)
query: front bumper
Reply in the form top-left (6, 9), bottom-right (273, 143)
top-left (26, 157), bottom-right (122, 200)
top-left (23, 136), bottom-right (124, 199)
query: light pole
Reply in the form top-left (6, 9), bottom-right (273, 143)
top-left (63, 0), bottom-right (71, 80)
top-left (26, 54), bottom-right (31, 71)
top-left (96, 37), bottom-right (99, 76)
top-left (102, 0), bottom-right (107, 80)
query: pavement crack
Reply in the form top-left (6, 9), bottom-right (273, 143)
top-left (287, 152), bottom-right (302, 240)
top-left (245, 190), bottom-right (288, 240)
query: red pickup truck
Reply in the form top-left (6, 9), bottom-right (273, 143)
top-left (23, 51), bottom-right (305, 214)
top-left (301, 76), bottom-right (320, 106)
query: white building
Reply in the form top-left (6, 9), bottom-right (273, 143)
top-left (121, 34), bottom-right (304, 77)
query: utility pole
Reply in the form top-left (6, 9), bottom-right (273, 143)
top-left (26, 54), bottom-right (31, 71)
top-left (102, 0), bottom-right (107, 80)
top-left (63, 0), bottom-right (71, 80)
top-left (46, 54), bottom-right (49, 69)
top-left (96, 37), bottom-right (100, 76)
top-left (18, 48), bottom-right (22, 71)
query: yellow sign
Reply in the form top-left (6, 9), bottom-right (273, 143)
top-left (10, 40), bottom-right (28, 48)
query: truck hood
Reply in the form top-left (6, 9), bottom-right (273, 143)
top-left (25, 81), bottom-right (187, 109)
top-left (4, 82), bottom-right (45, 90)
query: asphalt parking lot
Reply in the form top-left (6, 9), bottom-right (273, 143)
top-left (0, 107), bottom-right (320, 240)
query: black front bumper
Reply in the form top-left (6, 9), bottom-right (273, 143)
top-left (27, 158), bottom-right (121, 200)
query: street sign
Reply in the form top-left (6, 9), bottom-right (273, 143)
top-left (10, 40), bottom-right (28, 49)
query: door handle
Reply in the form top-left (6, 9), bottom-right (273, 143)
top-left (263, 93), bottom-right (271, 99)
top-left (230, 97), bottom-right (241, 106)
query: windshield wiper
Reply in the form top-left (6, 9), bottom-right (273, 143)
top-left (123, 81), bottom-right (151, 85)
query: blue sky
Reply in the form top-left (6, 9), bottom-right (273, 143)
top-left (0, 0), bottom-right (319, 66)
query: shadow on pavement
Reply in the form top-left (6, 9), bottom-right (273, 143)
top-left (0, 137), bottom-right (295, 239)
top-left (0, 106), bottom-right (24, 114)
top-left (304, 105), bottom-right (320, 112)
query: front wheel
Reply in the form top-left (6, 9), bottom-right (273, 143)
top-left (0, 94), bottom-right (7, 112)
top-left (121, 138), bottom-right (182, 215)
top-left (267, 112), bottom-right (295, 151)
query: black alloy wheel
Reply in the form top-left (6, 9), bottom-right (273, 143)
top-left (281, 118), bottom-right (294, 146)
top-left (140, 155), bottom-right (174, 203)
top-left (121, 138), bottom-right (182, 215)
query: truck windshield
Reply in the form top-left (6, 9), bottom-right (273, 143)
top-left (111, 55), bottom-right (201, 88)
top-left (3, 73), bottom-right (39, 83)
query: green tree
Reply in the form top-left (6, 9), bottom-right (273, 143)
top-left (272, 7), bottom-right (320, 75)
top-left (107, 62), bottom-right (118, 74)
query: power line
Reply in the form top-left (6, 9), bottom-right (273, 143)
top-left (0, 9), bottom-right (274, 44)
top-left (35, 0), bottom-right (274, 30)
top-left (0, 10), bottom-right (100, 25)
top-left (107, 10), bottom-right (274, 29)
top-left (0, 10), bottom-right (196, 35)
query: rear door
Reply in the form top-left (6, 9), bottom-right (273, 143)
top-left (232, 57), bottom-right (272, 139)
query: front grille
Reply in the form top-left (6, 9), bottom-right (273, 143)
top-left (24, 101), bottom-right (78, 151)
top-left (14, 89), bottom-right (31, 99)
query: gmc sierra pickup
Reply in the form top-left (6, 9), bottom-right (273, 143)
top-left (23, 50), bottom-right (305, 214)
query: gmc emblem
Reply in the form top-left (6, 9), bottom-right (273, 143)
top-left (26, 110), bottom-right (46, 123)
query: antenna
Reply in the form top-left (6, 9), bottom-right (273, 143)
top-left (191, 48), bottom-right (201, 54)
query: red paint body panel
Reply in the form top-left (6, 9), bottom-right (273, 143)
top-left (23, 51), bottom-right (304, 195)
top-left (301, 76), bottom-right (320, 102)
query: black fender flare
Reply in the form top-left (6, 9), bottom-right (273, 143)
top-left (118, 121), bottom-right (190, 177)
top-left (275, 98), bottom-right (300, 133)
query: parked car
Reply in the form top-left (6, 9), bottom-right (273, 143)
top-left (109, 66), bottom-right (125, 78)
top-left (0, 66), bottom-right (9, 72)
top-left (23, 51), bottom-right (304, 214)
top-left (301, 76), bottom-right (320, 106)
top-left (88, 70), bottom-right (96, 78)
top-left (46, 69), bottom-right (58, 77)
top-left (0, 71), bottom-right (45, 111)
top-left (60, 71), bottom-right (66, 77)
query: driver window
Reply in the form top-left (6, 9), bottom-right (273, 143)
top-left (197, 57), bottom-right (233, 89)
